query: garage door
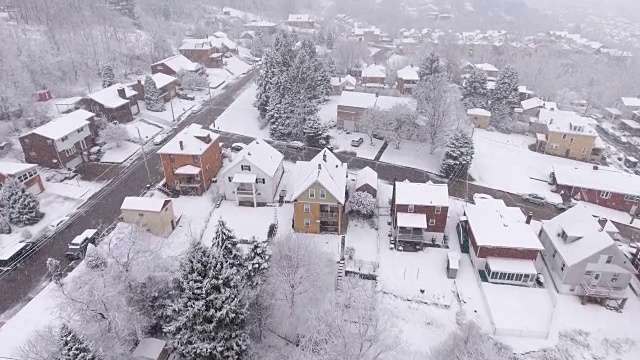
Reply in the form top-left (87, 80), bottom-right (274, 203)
top-left (65, 156), bottom-right (83, 170)
top-left (27, 182), bottom-right (42, 195)
top-left (343, 120), bottom-right (356, 131)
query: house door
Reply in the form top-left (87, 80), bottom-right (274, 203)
top-left (565, 149), bottom-right (570, 157)
top-left (590, 272), bottom-right (602, 286)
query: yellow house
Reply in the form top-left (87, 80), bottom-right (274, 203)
top-left (120, 197), bottom-right (177, 237)
top-left (538, 108), bottom-right (603, 163)
top-left (466, 108), bottom-right (491, 129)
top-left (288, 149), bottom-right (347, 234)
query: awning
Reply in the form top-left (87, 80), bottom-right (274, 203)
top-left (232, 173), bottom-right (257, 183)
top-left (486, 257), bottom-right (537, 274)
top-left (175, 165), bottom-right (201, 175)
top-left (396, 212), bottom-right (428, 229)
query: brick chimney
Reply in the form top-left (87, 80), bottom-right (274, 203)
top-left (117, 86), bottom-right (127, 99)
top-left (322, 151), bottom-right (327, 162)
top-left (525, 212), bottom-right (533, 224)
top-left (179, 140), bottom-right (184, 150)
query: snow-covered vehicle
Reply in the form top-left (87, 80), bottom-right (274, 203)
top-left (286, 141), bottom-right (305, 150)
top-left (65, 229), bottom-right (98, 261)
top-left (152, 131), bottom-right (172, 146)
top-left (176, 91), bottom-right (196, 101)
top-left (473, 193), bottom-right (494, 203)
top-left (521, 193), bottom-right (546, 205)
top-left (351, 137), bottom-right (364, 147)
top-left (554, 201), bottom-right (577, 212)
top-left (45, 216), bottom-right (71, 237)
top-left (231, 143), bottom-right (246, 152)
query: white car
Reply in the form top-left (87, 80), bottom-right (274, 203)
top-left (286, 141), bottom-right (305, 150)
top-left (45, 216), bottom-right (70, 237)
top-left (152, 132), bottom-right (172, 146)
top-left (231, 143), bottom-right (246, 152)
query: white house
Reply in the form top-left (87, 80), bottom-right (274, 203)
top-left (219, 139), bottom-right (284, 206)
top-left (537, 205), bottom-right (635, 308)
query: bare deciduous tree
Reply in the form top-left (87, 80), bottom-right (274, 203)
top-left (332, 38), bottom-right (371, 74)
top-left (100, 123), bottom-right (130, 147)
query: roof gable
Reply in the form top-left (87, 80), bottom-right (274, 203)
top-left (220, 139), bottom-right (283, 177)
top-left (289, 149), bottom-right (347, 204)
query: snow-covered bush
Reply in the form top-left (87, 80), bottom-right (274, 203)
top-left (440, 131), bottom-right (475, 179)
top-left (0, 214), bottom-right (11, 234)
top-left (347, 191), bottom-right (377, 218)
top-left (1, 179), bottom-right (43, 227)
top-left (21, 229), bottom-right (32, 240)
top-left (177, 69), bottom-right (208, 91)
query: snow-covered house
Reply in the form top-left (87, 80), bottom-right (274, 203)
top-left (132, 338), bottom-right (169, 360)
top-left (462, 198), bottom-right (544, 287)
top-left (127, 73), bottom-right (178, 102)
top-left (19, 110), bottom-right (96, 169)
top-left (157, 124), bottom-right (222, 196)
top-left (0, 162), bottom-right (44, 195)
top-left (474, 63), bottom-right (499, 80)
top-left (537, 205), bottom-right (635, 309)
top-left (120, 197), bottom-right (176, 237)
top-left (219, 139), bottom-right (284, 207)
top-left (151, 54), bottom-right (203, 77)
top-left (330, 75), bottom-right (357, 95)
top-left (243, 21), bottom-right (278, 35)
top-left (615, 97), bottom-right (640, 119)
top-left (537, 109), bottom-right (604, 163)
top-left (391, 181), bottom-right (449, 249)
top-left (520, 97), bottom-right (545, 117)
top-left (355, 166), bottom-right (378, 197)
top-left (179, 37), bottom-right (227, 68)
top-left (288, 149), bottom-right (347, 235)
top-left (77, 84), bottom-right (139, 123)
top-left (360, 64), bottom-right (386, 87)
top-left (467, 108), bottom-right (491, 129)
top-left (285, 14), bottom-right (315, 29)
top-left (336, 91), bottom-right (416, 130)
top-left (396, 65), bottom-right (419, 94)
top-left (353, 24), bottom-right (381, 43)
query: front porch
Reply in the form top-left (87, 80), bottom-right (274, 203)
top-left (320, 204), bottom-right (341, 233)
top-left (231, 173), bottom-right (258, 207)
top-left (394, 212), bottom-right (428, 251)
top-left (173, 165), bottom-right (205, 195)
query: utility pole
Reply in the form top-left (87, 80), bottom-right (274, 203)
top-left (170, 99), bottom-right (175, 122)
top-left (137, 128), bottom-right (152, 187)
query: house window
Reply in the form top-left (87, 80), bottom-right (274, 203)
top-left (561, 263), bottom-right (566, 272)
top-left (64, 147), bottom-right (76, 156)
top-left (77, 127), bottom-right (83, 133)
top-left (304, 203), bottom-right (310, 213)
top-left (228, 177), bottom-right (233, 182)
top-left (606, 255), bottom-right (613, 264)
top-left (429, 219), bottom-right (436, 226)
top-left (319, 189), bottom-right (326, 199)
top-left (24, 139), bottom-right (30, 144)
top-left (600, 191), bottom-right (612, 199)
top-left (309, 189), bottom-right (315, 198)
top-left (552, 250), bottom-right (557, 258)
top-left (408, 204), bottom-right (415, 213)
top-left (585, 270), bottom-right (593, 276)
top-left (569, 137), bottom-right (574, 144)
top-left (61, 135), bottom-right (69, 142)
top-left (192, 155), bottom-right (200, 163)
top-left (523, 274), bottom-right (530, 282)
top-left (241, 165), bottom-right (251, 171)
top-left (499, 273), bottom-right (506, 280)
top-left (624, 195), bottom-right (639, 202)
top-left (490, 272), bottom-right (498, 279)
top-left (138, 213), bottom-right (144, 217)
top-left (304, 218), bottom-right (310, 227)
top-left (435, 206), bottom-right (442, 214)
top-left (581, 147), bottom-right (587, 154)
top-left (515, 274), bottom-right (523, 281)
top-left (562, 134), bottom-right (567, 140)
top-left (507, 273), bottom-right (515, 281)
top-left (550, 143), bottom-right (559, 149)
top-left (256, 178), bottom-right (265, 184)
top-left (612, 273), bottom-right (620, 282)
top-left (169, 155), bottom-right (175, 163)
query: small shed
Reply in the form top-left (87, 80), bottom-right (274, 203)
top-left (355, 166), bottom-right (378, 198)
top-left (447, 252), bottom-right (460, 279)
top-left (466, 108), bottom-right (491, 129)
top-left (120, 197), bottom-right (177, 237)
top-left (132, 338), bottom-right (169, 360)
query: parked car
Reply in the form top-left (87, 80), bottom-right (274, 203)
top-left (176, 91), bottom-right (196, 101)
top-left (65, 229), bottom-right (98, 261)
top-left (521, 193), bottom-right (547, 205)
top-left (473, 193), bottom-right (494, 203)
top-left (231, 143), bottom-right (246, 152)
top-left (372, 132), bottom-right (384, 140)
top-left (351, 137), bottom-right (364, 147)
top-left (286, 141), bottom-right (305, 150)
top-left (554, 201), bottom-right (577, 211)
top-left (45, 216), bottom-right (71, 237)
top-left (152, 131), bottom-right (172, 146)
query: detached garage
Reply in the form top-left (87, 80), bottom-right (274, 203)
top-left (0, 162), bottom-right (45, 195)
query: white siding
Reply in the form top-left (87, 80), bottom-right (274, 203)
top-left (221, 158), bottom-right (282, 204)
top-left (54, 125), bottom-right (91, 150)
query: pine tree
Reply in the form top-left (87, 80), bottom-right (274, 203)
top-left (165, 242), bottom-right (248, 360)
top-left (251, 31), bottom-right (265, 58)
top-left (0, 213), bottom-right (10, 234)
top-left (418, 51), bottom-right (443, 81)
top-left (302, 114), bottom-right (328, 147)
top-left (144, 75), bottom-right (166, 112)
top-left (58, 324), bottom-right (102, 360)
top-left (440, 131), bottom-right (475, 179)
top-left (316, 29), bottom-right (326, 45)
top-left (1, 179), bottom-right (42, 227)
top-left (324, 56), bottom-right (339, 78)
top-left (326, 30), bottom-right (334, 50)
top-left (212, 219), bottom-right (244, 276)
top-left (489, 64), bottom-right (520, 131)
top-left (461, 68), bottom-right (489, 109)
top-left (255, 32), bottom-right (297, 120)
top-left (100, 65), bottom-right (116, 89)
top-left (245, 237), bottom-right (271, 287)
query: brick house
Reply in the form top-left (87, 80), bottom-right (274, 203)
top-left (462, 198), bottom-right (544, 287)
top-left (285, 14), bottom-right (315, 29)
top-left (287, 149), bottom-right (347, 235)
top-left (0, 162), bottom-right (45, 195)
top-left (360, 64), bottom-right (386, 88)
top-left (157, 124), bottom-right (222, 196)
top-left (151, 54), bottom-right (203, 77)
top-left (552, 164), bottom-right (640, 214)
top-left (336, 92), bottom-right (415, 130)
top-left (128, 73), bottom-right (178, 102)
top-left (330, 75), bottom-right (356, 95)
top-left (391, 180), bottom-right (449, 250)
top-left (19, 109), bottom-right (96, 169)
top-left (77, 84), bottom-right (139, 123)
top-left (179, 38), bottom-right (224, 68)
top-left (536, 108), bottom-right (604, 163)
top-left (396, 65), bottom-right (419, 94)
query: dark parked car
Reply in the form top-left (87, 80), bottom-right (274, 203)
top-left (65, 229), bottom-right (98, 260)
top-left (351, 137), bottom-right (364, 147)
top-left (176, 91), bottom-right (196, 101)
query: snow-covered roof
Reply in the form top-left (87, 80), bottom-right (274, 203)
top-left (86, 84), bottom-right (137, 108)
top-left (221, 139), bottom-right (284, 178)
top-left (544, 102), bottom-right (557, 110)
top-left (395, 181), bottom-right (449, 207)
top-left (288, 149), bottom-right (347, 204)
top-left (338, 92), bottom-right (377, 108)
top-left (232, 173), bottom-right (257, 183)
top-left (397, 212), bottom-right (428, 229)
top-left (31, 109), bottom-right (93, 140)
top-left (180, 38), bottom-right (214, 50)
top-left (541, 205), bottom-right (616, 267)
top-left (518, 85), bottom-right (534, 95)
top-left (486, 257), bottom-right (537, 274)
top-left (397, 65), bottom-right (419, 81)
top-left (132, 338), bottom-right (167, 359)
top-left (0, 242), bottom-right (28, 261)
top-left (213, 31), bottom-right (227, 38)
top-left (330, 75), bottom-right (357, 87)
top-left (552, 164), bottom-right (640, 197)
top-left (355, 166), bottom-right (378, 191)
top-left (121, 197), bottom-right (170, 213)
top-left (287, 14), bottom-right (311, 22)
top-left (174, 164), bottom-right (202, 175)
top-left (621, 97), bottom-right (640, 107)
top-left (374, 96), bottom-right (415, 111)
top-left (243, 20), bottom-right (277, 27)
top-left (129, 73), bottom-right (177, 90)
top-left (153, 54), bottom-right (200, 73)
top-left (361, 64), bottom-right (386, 78)
top-left (620, 119), bottom-right (640, 129)
top-left (0, 162), bottom-right (37, 176)
top-left (474, 63), bottom-right (498, 72)
top-left (464, 198), bottom-right (544, 251)
top-left (467, 108), bottom-right (491, 117)
top-left (521, 97), bottom-right (544, 111)
top-left (538, 109), bottom-right (597, 136)
top-left (604, 107), bottom-right (622, 116)
top-left (157, 124), bottom-right (219, 156)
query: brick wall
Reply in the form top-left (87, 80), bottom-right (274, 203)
top-left (337, 105), bottom-right (365, 129)
top-left (160, 138), bottom-right (222, 195)
top-left (556, 184), bottom-right (636, 213)
top-left (468, 225), bottom-right (539, 260)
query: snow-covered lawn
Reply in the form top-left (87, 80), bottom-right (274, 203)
top-left (138, 98), bottom-right (199, 124)
top-left (345, 219), bottom-right (378, 262)
top-left (213, 83), bottom-right (268, 138)
top-left (379, 139), bottom-right (442, 172)
top-left (99, 141), bottom-right (140, 164)
top-left (122, 120), bottom-right (164, 144)
top-left (330, 130), bottom-right (385, 159)
top-left (318, 95), bottom-right (340, 125)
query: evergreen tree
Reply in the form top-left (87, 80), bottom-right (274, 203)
top-left (212, 219), bottom-right (244, 276)
top-left (440, 131), bottom-right (475, 179)
top-left (58, 324), bottom-right (102, 360)
top-left (1, 179), bottom-right (42, 227)
top-left (100, 64), bottom-right (116, 89)
top-left (461, 68), bottom-right (489, 109)
top-left (144, 75), bottom-right (166, 112)
top-left (316, 29), bottom-right (326, 45)
top-left (324, 56), bottom-right (339, 77)
top-left (0, 213), bottom-right (10, 234)
top-left (326, 30), bottom-right (334, 50)
top-left (418, 51), bottom-right (443, 81)
top-left (302, 114), bottom-right (328, 147)
top-left (489, 65), bottom-right (520, 131)
top-left (165, 242), bottom-right (248, 360)
top-left (251, 31), bottom-right (265, 58)
top-left (245, 237), bottom-right (271, 287)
